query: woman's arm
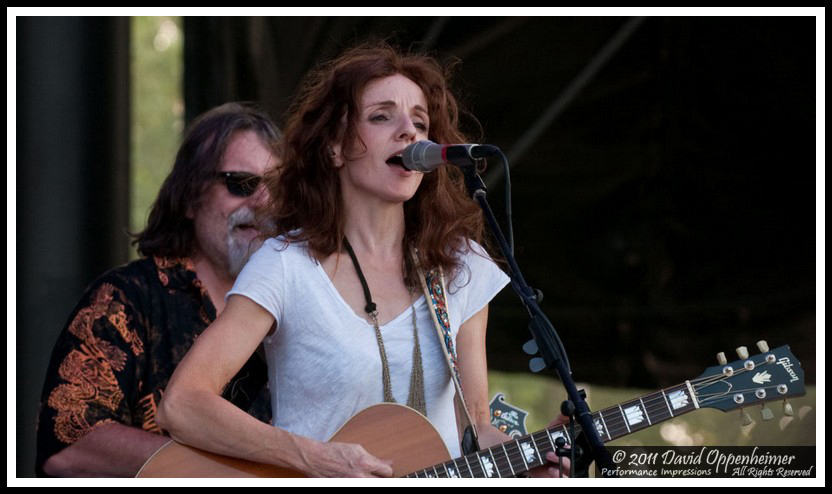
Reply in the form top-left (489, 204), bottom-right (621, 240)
top-left (156, 294), bottom-right (393, 477)
top-left (456, 305), bottom-right (569, 478)
top-left (455, 305), bottom-right (493, 431)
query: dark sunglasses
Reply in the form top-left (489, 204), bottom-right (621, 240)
top-left (216, 171), bottom-right (262, 197)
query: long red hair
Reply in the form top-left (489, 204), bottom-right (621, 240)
top-left (264, 41), bottom-right (486, 283)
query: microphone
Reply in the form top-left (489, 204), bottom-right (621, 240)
top-left (401, 140), bottom-right (500, 172)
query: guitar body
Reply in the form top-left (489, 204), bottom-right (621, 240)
top-left (137, 403), bottom-right (452, 478)
top-left (138, 344), bottom-right (805, 478)
top-left (137, 440), bottom-right (300, 478)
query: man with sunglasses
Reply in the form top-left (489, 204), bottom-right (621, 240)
top-left (35, 102), bottom-right (281, 477)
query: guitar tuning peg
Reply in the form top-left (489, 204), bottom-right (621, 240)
top-left (740, 409), bottom-right (754, 426)
top-left (717, 352), bottom-right (727, 365)
top-left (761, 404), bottom-right (775, 421)
top-left (756, 340), bottom-right (769, 353)
top-left (522, 339), bottom-right (539, 355)
top-left (529, 357), bottom-right (547, 373)
top-left (736, 346), bottom-right (749, 359)
top-left (783, 401), bottom-right (794, 417)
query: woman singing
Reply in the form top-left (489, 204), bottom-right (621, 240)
top-left (158, 42), bottom-right (567, 478)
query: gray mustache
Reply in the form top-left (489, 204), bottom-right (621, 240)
top-left (227, 207), bottom-right (276, 232)
top-left (228, 208), bottom-right (256, 230)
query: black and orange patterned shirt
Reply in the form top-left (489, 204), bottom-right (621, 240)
top-left (35, 256), bottom-right (271, 476)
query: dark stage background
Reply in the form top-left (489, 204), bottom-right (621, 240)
top-left (16, 16), bottom-right (818, 477)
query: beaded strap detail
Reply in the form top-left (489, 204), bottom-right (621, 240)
top-left (424, 268), bottom-right (461, 383)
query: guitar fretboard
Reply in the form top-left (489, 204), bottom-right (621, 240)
top-left (405, 383), bottom-right (699, 478)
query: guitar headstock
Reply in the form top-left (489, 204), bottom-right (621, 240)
top-left (489, 393), bottom-right (529, 438)
top-left (692, 342), bottom-right (805, 422)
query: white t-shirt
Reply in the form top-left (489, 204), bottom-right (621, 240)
top-left (227, 237), bottom-right (509, 458)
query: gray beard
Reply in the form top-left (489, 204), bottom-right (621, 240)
top-left (226, 207), bottom-right (262, 277)
top-left (227, 233), bottom-right (261, 277)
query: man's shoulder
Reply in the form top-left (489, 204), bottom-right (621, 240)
top-left (88, 257), bottom-right (156, 285)
top-left (82, 257), bottom-right (194, 297)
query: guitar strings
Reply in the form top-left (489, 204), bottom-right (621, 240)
top-left (589, 356), bottom-right (785, 439)
top-left (415, 431), bottom-right (560, 478)
top-left (523, 355), bottom-right (779, 442)
top-left (546, 359), bottom-right (777, 444)
top-left (602, 383), bottom-right (789, 439)
top-left (414, 355), bottom-right (786, 477)
top-left (601, 370), bottom-right (767, 437)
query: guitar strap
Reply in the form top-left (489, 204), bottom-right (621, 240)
top-left (411, 248), bottom-right (480, 455)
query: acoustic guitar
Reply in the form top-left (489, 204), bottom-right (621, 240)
top-left (137, 343), bottom-right (805, 478)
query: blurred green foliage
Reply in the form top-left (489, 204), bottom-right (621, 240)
top-left (130, 16), bottom-right (184, 257)
top-left (488, 370), bottom-right (816, 447)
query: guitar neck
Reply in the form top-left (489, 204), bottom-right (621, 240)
top-left (580, 381), bottom-right (700, 443)
top-left (405, 382), bottom-right (700, 478)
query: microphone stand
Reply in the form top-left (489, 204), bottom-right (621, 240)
top-left (458, 162), bottom-right (617, 478)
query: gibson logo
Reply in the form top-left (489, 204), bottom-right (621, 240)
top-left (777, 357), bottom-right (800, 383)
top-left (752, 371), bottom-right (772, 384)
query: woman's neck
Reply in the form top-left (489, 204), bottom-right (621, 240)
top-left (342, 200), bottom-right (406, 261)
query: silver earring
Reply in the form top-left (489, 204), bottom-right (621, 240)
top-left (329, 147), bottom-right (343, 167)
